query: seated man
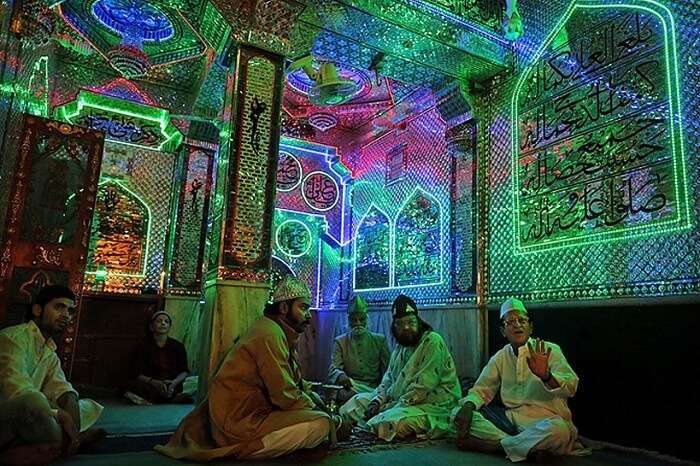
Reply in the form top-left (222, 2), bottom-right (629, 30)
top-left (156, 276), bottom-right (349, 461)
top-left (328, 296), bottom-right (390, 404)
top-left (453, 298), bottom-right (583, 462)
top-left (0, 285), bottom-right (104, 465)
top-left (125, 310), bottom-right (191, 405)
top-left (340, 294), bottom-right (461, 442)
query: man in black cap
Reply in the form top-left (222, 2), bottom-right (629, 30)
top-left (339, 294), bottom-right (461, 442)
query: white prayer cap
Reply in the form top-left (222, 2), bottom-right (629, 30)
top-left (272, 276), bottom-right (311, 303)
top-left (500, 297), bottom-right (527, 319)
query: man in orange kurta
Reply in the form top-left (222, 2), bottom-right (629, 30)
top-left (155, 277), bottom-right (342, 461)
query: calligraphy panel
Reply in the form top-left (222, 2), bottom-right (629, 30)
top-left (276, 151), bottom-right (302, 191)
top-left (513, 5), bottom-right (691, 254)
top-left (302, 171), bottom-right (339, 211)
top-left (354, 206), bottom-right (391, 290)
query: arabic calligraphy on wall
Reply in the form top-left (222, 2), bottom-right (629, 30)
top-left (77, 112), bottom-right (163, 148)
top-left (513, 6), bottom-right (690, 253)
top-left (302, 171), bottom-right (339, 211)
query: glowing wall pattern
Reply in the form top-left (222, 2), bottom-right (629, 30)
top-left (84, 142), bottom-right (175, 293)
top-left (487, 0), bottom-right (700, 301)
top-left (349, 107), bottom-right (474, 303)
top-left (513, 2), bottom-right (691, 255)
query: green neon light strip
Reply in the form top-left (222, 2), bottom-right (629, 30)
top-left (85, 178), bottom-right (152, 278)
top-left (27, 56), bottom-right (49, 117)
top-left (510, 0), bottom-right (691, 256)
top-left (55, 90), bottom-right (183, 151)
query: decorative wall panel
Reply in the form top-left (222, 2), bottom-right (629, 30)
top-left (220, 45), bottom-right (284, 279)
top-left (487, 0), bottom-right (700, 301)
top-left (0, 116), bottom-right (103, 373)
top-left (84, 141), bottom-right (176, 293)
top-left (168, 141), bottom-right (215, 293)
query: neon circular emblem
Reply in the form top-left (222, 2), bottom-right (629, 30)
top-left (276, 152), bottom-right (302, 192)
top-left (92, 0), bottom-right (174, 43)
top-left (302, 171), bottom-right (339, 211)
top-left (276, 219), bottom-right (312, 257)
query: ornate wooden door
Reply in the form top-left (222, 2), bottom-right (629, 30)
top-left (0, 115), bottom-right (104, 374)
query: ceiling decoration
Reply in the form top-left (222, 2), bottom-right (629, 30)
top-left (59, 0), bottom-right (207, 77)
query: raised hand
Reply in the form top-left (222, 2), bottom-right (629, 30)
top-left (527, 338), bottom-right (552, 380)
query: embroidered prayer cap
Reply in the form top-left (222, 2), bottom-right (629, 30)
top-left (391, 294), bottom-right (418, 320)
top-left (150, 310), bottom-right (172, 323)
top-left (347, 295), bottom-right (369, 315)
top-left (272, 276), bottom-right (311, 303)
top-left (499, 297), bottom-right (528, 319)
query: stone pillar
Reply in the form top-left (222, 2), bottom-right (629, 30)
top-left (197, 44), bottom-right (285, 395)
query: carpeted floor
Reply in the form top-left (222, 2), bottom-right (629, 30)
top-left (73, 400), bottom-right (695, 466)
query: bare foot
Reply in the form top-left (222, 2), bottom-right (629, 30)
top-left (456, 435), bottom-right (503, 454)
top-left (0, 443), bottom-right (61, 466)
top-left (77, 428), bottom-right (107, 451)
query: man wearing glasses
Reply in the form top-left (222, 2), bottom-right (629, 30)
top-left (452, 298), bottom-right (585, 462)
top-left (0, 285), bottom-right (104, 465)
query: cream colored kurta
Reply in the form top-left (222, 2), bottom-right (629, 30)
top-left (156, 316), bottom-right (329, 461)
top-left (341, 331), bottom-right (462, 441)
top-left (0, 321), bottom-right (103, 431)
top-left (452, 338), bottom-right (581, 461)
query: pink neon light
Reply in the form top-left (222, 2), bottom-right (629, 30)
top-left (89, 77), bottom-right (156, 106)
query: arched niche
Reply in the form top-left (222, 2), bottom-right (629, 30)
top-left (394, 188), bottom-right (443, 287)
top-left (353, 205), bottom-right (391, 291)
top-left (86, 180), bottom-right (151, 277)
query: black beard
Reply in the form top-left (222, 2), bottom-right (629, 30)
top-left (395, 330), bottom-right (421, 347)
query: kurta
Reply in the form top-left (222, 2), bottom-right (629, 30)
top-left (131, 337), bottom-right (189, 381)
top-left (0, 321), bottom-right (103, 431)
top-left (452, 338), bottom-right (581, 461)
top-left (328, 331), bottom-right (390, 391)
top-left (155, 316), bottom-right (329, 461)
top-left (341, 330), bottom-right (461, 441)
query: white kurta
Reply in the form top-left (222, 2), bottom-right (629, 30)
top-left (341, 331), bottom-right (461, 441)
top-left (452, 338), bottom-right (582, 462)
top-left (0, 321), bottom-right (102, 431)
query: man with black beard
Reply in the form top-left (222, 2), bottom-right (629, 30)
top-left (156, 276), bottom-right (350, 461)
top-left (0, 285), bottom-right (104, 465)
top-left (328, 296), bottom-right (390, 404)
top-left (339, 294), bottom-right (461, 442)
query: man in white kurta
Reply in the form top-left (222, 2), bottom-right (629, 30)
top-left (340, 294), bottom-right (461, 442)
top-left (0, 285), bottom-right (103, 465)
top-left (453, 298), bottom-right (584, 462)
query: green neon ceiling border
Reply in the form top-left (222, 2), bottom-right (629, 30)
top-left (85, 177), bottom-right (152, 278)
top-left (54, 90), bottom-right (183, 151)
top-left (510, 0), bottom-right (692, 256)
top-left (275, 218), bottom-right (313, 258)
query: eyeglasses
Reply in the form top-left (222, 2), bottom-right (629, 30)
top-left (503, 318), bottom-right (530, 327)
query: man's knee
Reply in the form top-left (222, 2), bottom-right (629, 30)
top-left (542, 418), bottom-right (570, 447)
top-left (15, 392), bottom-right (62, 444)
